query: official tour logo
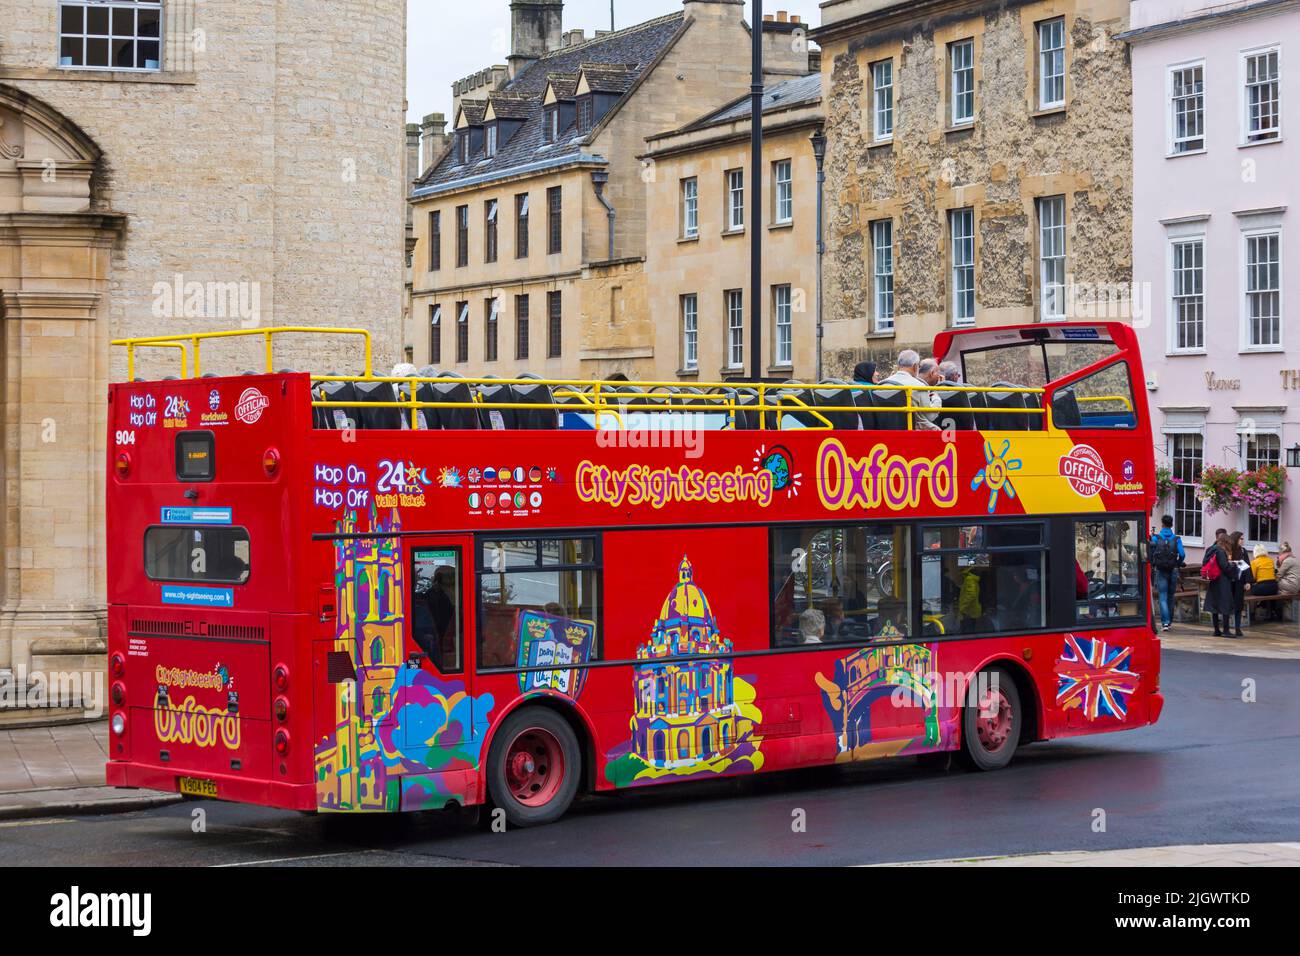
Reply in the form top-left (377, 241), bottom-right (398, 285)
top-left (1059, 444), bottom-right (1113, 497)
top-left (234, 387), bottom-right (270, 424)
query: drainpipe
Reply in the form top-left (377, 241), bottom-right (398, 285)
top-left (591, 170), bottom-right (615, 261)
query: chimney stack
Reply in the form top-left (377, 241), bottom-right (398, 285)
top-left (420, 113), bottom-right (449, 174)
top-left (761, 7), bottom-right (814, 82)
top-left (509, 0), bottom-right (564, 78)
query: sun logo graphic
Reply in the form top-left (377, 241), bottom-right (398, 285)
top-left (753, 444), bottom-right (801, 498)
top-left (438, 466), bottom-right (463, 488)
top-left (971, 439), bottom-right (1023, 513)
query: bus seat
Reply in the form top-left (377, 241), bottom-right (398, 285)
top-left (353, 381), bottom-right (403, 430)
top-left (317, 379), bottom-right (359, 430)
top-left (813, 380), bottom-right (861, 430)
top-left (1050, 387), bottom-right (1083, 429)
top-left (433, 374), bottom-right (482, 430)
top-left (984, 385), bottom-right (1032, 431)
top-left (966, 390), bottom-right (992, 431)
top-left (412, 381), bottom-right (439, 429)
top-left (476, 379), bottom-right (518, 431)
top-left (852, 387), bottom-right (879, 430)
top-left (869, 387), bottom-right (907, 430)
top-left (513, 374), bottom-right (557, 429)
top-left (732, 388), bottom-right (761, 430)
top-left (776, 383), bottom-right (820, 429)
top-left (938, 388), bottom-right (977, 431)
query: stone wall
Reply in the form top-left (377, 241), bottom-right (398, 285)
top-left (817, 0), bottom-right (1132, 378)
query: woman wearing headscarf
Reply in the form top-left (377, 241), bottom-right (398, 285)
top-left (852, 361), bottom-right (878, 385)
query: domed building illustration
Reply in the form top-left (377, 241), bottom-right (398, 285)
top-left (631, 557), bottom-right (752, 770)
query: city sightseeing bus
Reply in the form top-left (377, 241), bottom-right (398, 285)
top-left (105, 321), bottom-right (1162, 827)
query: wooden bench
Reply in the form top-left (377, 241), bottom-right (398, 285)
top-left (1244, 591), bottom-right (1300, 626)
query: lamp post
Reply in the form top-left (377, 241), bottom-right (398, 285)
top-left (810, 127), bottom-right (826, 384)
top-left (749, 0), bottom-right (764, 383)
top-left (1287, 444), bottom-right (1300, 469)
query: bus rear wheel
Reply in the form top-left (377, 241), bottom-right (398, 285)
top-left (960, 667), bottom-right (1021, 771)
top-left (486, 708), bottom-right (581, 828)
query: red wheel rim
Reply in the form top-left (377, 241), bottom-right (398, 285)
top-left (975, 687), bottom-right (1013, 754)
top-left (504, 728), bottom-right (565, 807)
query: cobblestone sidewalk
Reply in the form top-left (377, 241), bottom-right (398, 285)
top-left (1163, 620), bottom-right (1300, 660)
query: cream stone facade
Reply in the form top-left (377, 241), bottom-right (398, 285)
top-left (642, 74), bottom-right (822, 381)
top-left (408, 1), bottom-right (805, 380)
top-left (811, 0), bottom-right (1134, 376)
top-left (0, 0), bottom-right (406, 718)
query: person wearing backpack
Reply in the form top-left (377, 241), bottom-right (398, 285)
top-left (1201, 531), bottom-right (1237, 637)
top-left (1150, 515), bottom-right (1185, 631)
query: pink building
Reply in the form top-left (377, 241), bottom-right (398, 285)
top-left (1126, 0), bottom-right (1298, 554)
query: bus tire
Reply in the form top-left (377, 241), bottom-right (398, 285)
top-left (486, 707), bottom-right (581, 828)
top-left (960, 667), bottom-right (1021, 772)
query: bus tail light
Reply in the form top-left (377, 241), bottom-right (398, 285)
top-left (262, 447), bottom-right (281, 477)
top-left (114, 453), bottom-right (132, 479)
top-left (274, 729), bottom-right (290, 755)
top-left (110, 653), bottom-right (125, 678)
top-left (111, 713), bottom-right (126, 736)
top-left (274, 664), bottom-right (289, 692)
top-left (111, 682), bottom-right (126, 707)
top-left (274, 696), bottom-right (289, 722)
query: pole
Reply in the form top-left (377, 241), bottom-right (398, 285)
top-left (815, 139), bottom-right (825, 383)
top-left (610, 1), bottom-right (615, 32)
top-left (750, 0), bottom-right (764, 382)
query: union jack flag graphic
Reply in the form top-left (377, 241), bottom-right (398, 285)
top-left (1055, 636), bottom-right (1139, 720)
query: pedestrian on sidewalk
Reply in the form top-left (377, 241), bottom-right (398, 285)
top-left (1249, 544), bottom-right (1281, 621)
top-left (1229, 531), bottom-right (1251, 634)
top-left (1201, 531), bottom-right (1237, 638)
top-left (1150, 514), bottom-right (1185, 631)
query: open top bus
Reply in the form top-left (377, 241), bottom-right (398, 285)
top-left (105, 321), bottom-right (1161, 826)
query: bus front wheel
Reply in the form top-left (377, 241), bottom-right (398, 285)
top-left (486, 707), bottom-right (582, 828)
top-left (960, 667), bottom-right (1021, 771)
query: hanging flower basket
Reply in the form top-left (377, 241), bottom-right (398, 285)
top-left (1196, 465), bottom-right (1242, 516)
top-left (1155, 465), bottom-right (1180, 502)
top-left (1237, 465), bottom-right (1288, 523)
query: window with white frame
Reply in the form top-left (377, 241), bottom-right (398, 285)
top-left (871, 219), bottom-right (894, 332)
top-left (1243, 48), bottom-right (1280, 143)
top-left (486, 124), bottom-right (498, 157)
top-left (1170, 237), bottom-right (1205, 351)
top-left (456, 301), bottom-right (470, 364)
top-left (1038, 196), bottom-right (1066, 321)
top-left (1038, 18), bottom-right (1066, 109)
top-left (1243, 431), bottom-right (1282, 542)
top-left (429, 305), bottom-right (442, 365)
top-left (774, 285), bottom-right (793, 367)
top-left (59, 1), bottom-right (162, 71)
top-left (681, 178), bottom-right (699, 238)
top-left (1245, 231), bottom-right (1281, 348)
top-left (950, 208), bottom-right (976, 326)
top-left (774, 160), bottom-right (793, 225)
top-left (950, 39), bottom-right (975, 125)
top-left (1169, 432), bottom-right (1204, 540)
top-left (726, 169), bottom-right (745, 231)
top-left (681, 295), bottom-right (698, 371)
top-left (726, 290), bottom-right (744, 368)
top-left (872, 60), bottom-right (894, 140)
top-left (1170, 64), bottom-right (1205, 153)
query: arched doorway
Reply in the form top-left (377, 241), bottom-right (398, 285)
top-left (0, 85), bottom-right (123, 715)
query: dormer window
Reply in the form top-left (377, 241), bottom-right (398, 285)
top-left (486, 123), bottom-right (498, 158)
top-left (577, 96), bottom-right (594, 133)
top-left (544, 107), bottom-right (559, 143)
top-left (458, 133), bottom-right (470, 165)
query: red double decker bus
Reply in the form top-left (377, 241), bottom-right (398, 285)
top-left (105, 321), bottom-right (1162, 826)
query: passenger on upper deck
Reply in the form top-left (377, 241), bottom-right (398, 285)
top-left (938, 361), bottom-right (963, 386)
top-left (879, 350), bottom-right (941, 430)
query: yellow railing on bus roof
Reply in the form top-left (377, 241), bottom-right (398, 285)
top-left (310, 374), bottom-right (1048, 431)
top-left (110, 326), bottom-right (373, 381)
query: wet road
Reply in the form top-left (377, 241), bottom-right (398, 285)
top-left (2, 650), bottom-right (1298, 866)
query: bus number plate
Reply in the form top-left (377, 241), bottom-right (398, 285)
top-left (178, 776), bottom-right (218, 798)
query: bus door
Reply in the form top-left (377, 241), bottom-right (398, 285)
top-left (400, 536), bottom-right (486, 750)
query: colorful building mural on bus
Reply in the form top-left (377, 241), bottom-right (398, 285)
top-left (815, 643), bottom-right (944, 761)
top-left (605, 556), bottom-right (763, 786)
top-left (314, 507), bottom-right (492, 812)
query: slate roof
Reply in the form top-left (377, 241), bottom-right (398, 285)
top-left (415, 12), bottom-right (686, 194)
top-left (688, 72), bottom-right (822, 129)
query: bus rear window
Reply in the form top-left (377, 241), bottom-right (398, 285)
top-left (144, 526), bottom-right (250, 584)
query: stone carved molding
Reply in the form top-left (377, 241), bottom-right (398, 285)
top-left (0, 116), bottom-right (22, 160)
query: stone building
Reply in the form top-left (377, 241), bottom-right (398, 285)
top-left (642, 68), bottom-right (822, 381)
top-left (407, 0), bottom-right (797, 379)
top-left (0, 0), bottom-right (407, 719)
top-left (1124, 0), bottom-right (1298, 552)
top-left (810, 0), bottom-right (1133, 376)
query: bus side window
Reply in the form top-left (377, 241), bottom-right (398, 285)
top-left (411, 547), bottom-right (463, 673)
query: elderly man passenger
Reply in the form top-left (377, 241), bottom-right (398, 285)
top-left (879, 349), bottom-right (941, 430)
